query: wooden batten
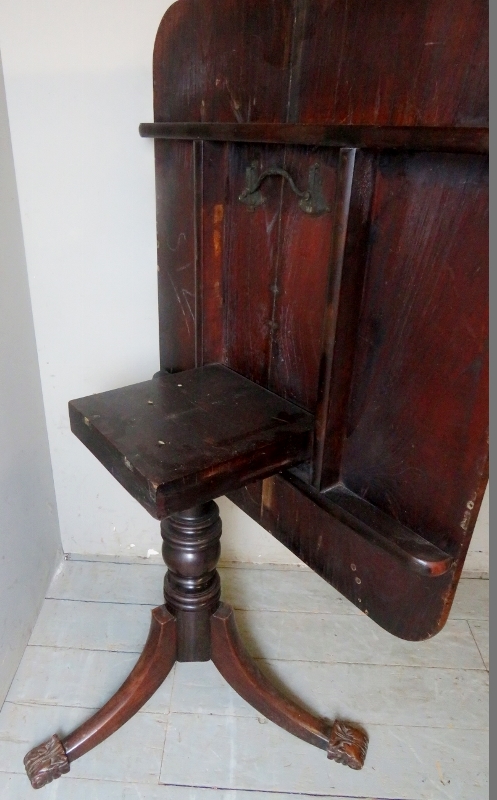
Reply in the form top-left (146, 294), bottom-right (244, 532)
top-left (140, 122), bottom-right (488, 154)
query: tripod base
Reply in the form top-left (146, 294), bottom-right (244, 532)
top-left (24, 502), bottom-right (368, 789)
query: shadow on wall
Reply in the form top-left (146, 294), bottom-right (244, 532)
top-left (0, 50), bottom-right (63, 707)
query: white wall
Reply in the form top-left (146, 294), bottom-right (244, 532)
top-left (463, 485), bottom-right (489, 577)
top-left (0, 1), bottom-right (488, 574)
top-left (0, 0), bottom-right (168, 559)
top-left (0, 51), bottom-right (63, 706)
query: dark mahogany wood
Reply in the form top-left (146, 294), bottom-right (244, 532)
top-left (162, 502), bottom-right (222, 661)
top-left (229, 472), bottom-right (459, 640)
top-left (69, 364), bottom-right (313, 518)
top-left (312, 146), bottom-right (356, 485)
top-left (311, 148), bottom-right (376, 488)
top-left (211, 602), bottom-right (368, 768)
top-left (151, 0), bottom-right (488, 639)
top-left (62, 607), bottom-right (176, 762)
top-left (24, 606), bottom-right (176, 788)
top-left (339, 152), bottom-right (488, 556)
top-left (153, 0), bottom-right (487, 127)
top-left (140, 122), bottom-right (489, 154)
top-left (211, 603), bottom-right (330, 750)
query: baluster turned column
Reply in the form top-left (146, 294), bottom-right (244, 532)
top-left (161, 501), bottom-right (222, 661)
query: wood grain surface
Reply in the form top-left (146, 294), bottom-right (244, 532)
top-left (69, 364), bottom-right (313, 518)
top-left (149, 0), bottom-right (488, 639)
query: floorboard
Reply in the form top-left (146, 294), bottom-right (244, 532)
top-left (0, 561), bottom-right (488, 800)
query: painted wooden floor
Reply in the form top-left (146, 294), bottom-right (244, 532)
top-left (0, 558), bottom-right (489, 800)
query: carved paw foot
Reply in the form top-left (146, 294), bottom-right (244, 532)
top-left (327, 720), bottom-right (369, 770)
top-left (24, 734), bottom-right (70, 789)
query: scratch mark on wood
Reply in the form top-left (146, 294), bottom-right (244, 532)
top-left (166, 271), bottom-right (191, 334)
top-left (165, 232), bottom-right (187, 252)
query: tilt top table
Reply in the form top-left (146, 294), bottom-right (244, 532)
top-left (24, 0), bottom-right (488, 789)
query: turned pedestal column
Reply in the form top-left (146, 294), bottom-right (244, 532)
top-left (162, 501), bottom-right (222, 661)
